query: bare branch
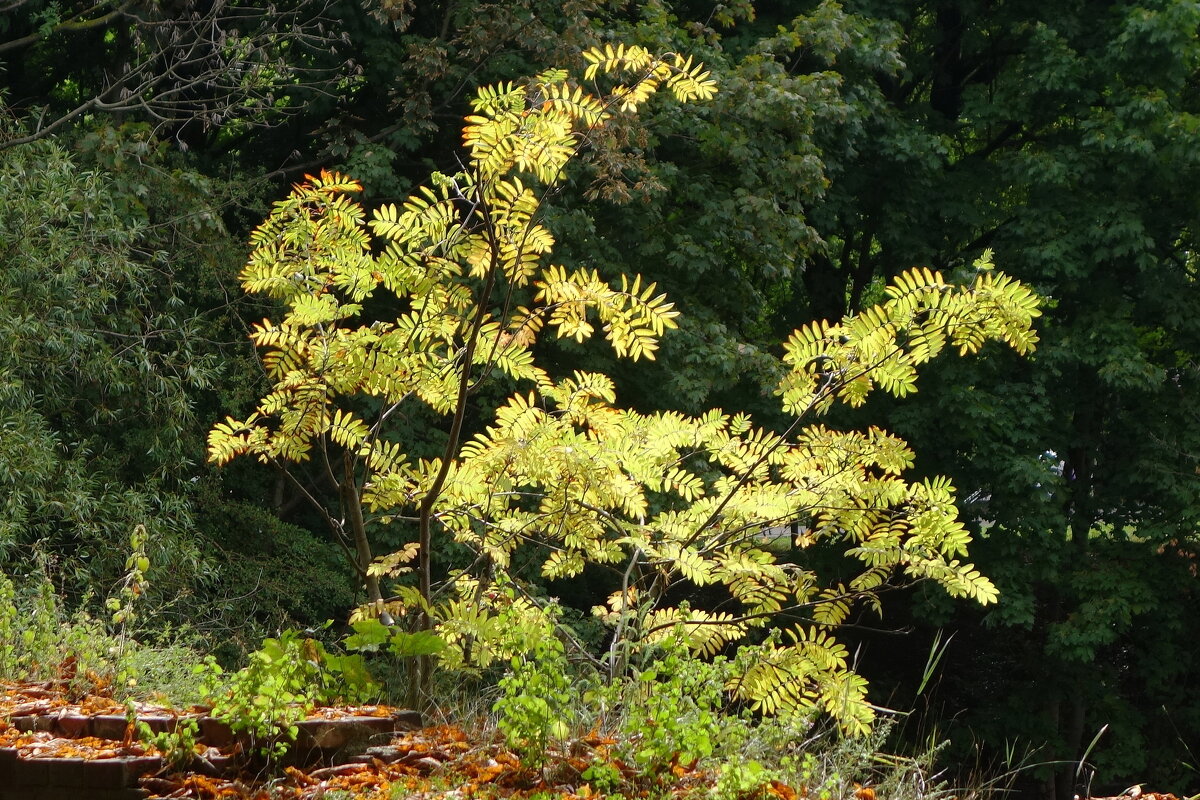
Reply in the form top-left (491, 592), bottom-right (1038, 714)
top-left (0, 0), bottom-right (356, 150)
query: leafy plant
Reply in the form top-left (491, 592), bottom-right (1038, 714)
top-left (209, 45), bottom-right (1040, 731)
top-left (617, 636), bottom-right (727, 780)
top-left (581, 759), bottom-right (624, 794)
top-left (492, 625), bottom-right (573, 771)
top-left (0, 573), bottom-right (17, 676)
top-left (198, 628), bottom-right (378, 759)
top-left (133, 708), bottom-right (200, 773)
top-left (0, 573), bottom-right (86, 685)
top-left (103, 525), bottom-right (151, 689)
top-left (715, 759), bottom-right (775, 800)
top-left (0, 531), bottom-right (198, 701)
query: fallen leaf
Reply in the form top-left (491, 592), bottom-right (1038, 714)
top-left (770, 780), bottom-right (800, 800)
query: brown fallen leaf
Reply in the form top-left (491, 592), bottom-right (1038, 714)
top-left (308, 763), bottom-right (372, 780)
top-left (769, 780), bottom-right (800, 800)
top-left (285, 765), bottom-right (319, 786)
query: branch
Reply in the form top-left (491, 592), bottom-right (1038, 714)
top-left (271, 459), bottom-right (367, 583)
top-left (678, 372), bottom-right (837, 552)
top-left (0, 97), bottom-right (99, 149)
top-left (0, 0), bottom-right (132, 55)
top-left (640, 583), bottom-right (901, 640)
top-left (0, 0), bottom-right (353, 151)
top-left (955, 121), bottom-right (1024, 165)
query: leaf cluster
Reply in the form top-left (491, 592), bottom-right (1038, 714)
top-left (198, 628), bottom-right (378, 759)
top-left (210, 50), bottom-right (1040, 735)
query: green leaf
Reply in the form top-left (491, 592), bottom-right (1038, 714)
top-left (344, 618), bottom-right (391, 652)
top-left (388, 630), bottom-right (447, 657)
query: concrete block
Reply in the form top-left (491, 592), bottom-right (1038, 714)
top-left (89, 715), bottom-right (132, 742)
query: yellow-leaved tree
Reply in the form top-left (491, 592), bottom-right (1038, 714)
top-left (208, 45), bottom-right (1040, 730)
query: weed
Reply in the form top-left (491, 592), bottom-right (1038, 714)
top-left (0, 528), bottom-right (202, 702)
top-left (715, 759), bottom-right (774, 800)
top-left (492, 625), bottom-right (572, 771)
top-left (620, 641), bottom-right (724, 778)
top-left (131, 703), bottom-right (200, 773)
top-left (198, 627), bottom-right (379, 760)
top-left (582, 760), bottom-right (624, 794)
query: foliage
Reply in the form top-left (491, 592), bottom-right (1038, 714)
top-left (613, 636), bottom-right (727, 780)
top-left (197, 628), bottom-right (378, 759)
top-left (215, 0), bottom-right (615, 190)
top-left (106, 525), bottom-right (151, 630)
top-left (0, 123), bottom-right (227, 614)
top-left (135, 712), bottom-right (201, 773)
top-left (792, 1), bottom-right (1200, 790)
top-left (210, 42), bottom-right (1039, 733)
top-left (715, 760), bottom-right (774, 800)
top-left (0, 115), bottom-right (348, 661)
top-left (492, 623), bottom-right (573, 771)
top-left (17, 0), bottom-right (1186, 786)
top-left (510, 1), bottom-right (1200, 787)
top-left (0, 572), bottom-right (120, 696)
top-left (193, 496), bottom-right (359, 663)
top-left (479, 622), bottom-right (953, 798)
top-left (0, 539), bottom-right (199, 702)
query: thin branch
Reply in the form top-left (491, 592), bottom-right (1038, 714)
top-left (271, 459), bottom-right (367, 582)
top-left (1, 0), bottom-right (353, 150)
top-left (0, 0), bottom-right (132, 55)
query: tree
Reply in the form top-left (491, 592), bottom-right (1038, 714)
top-left (224, 0), bottom-right (614, 184)
top-left (509, 3), bottom-right (1200, 791)
top-left (875, 2), bottom-right (1200, 792)
top-left (0, 124), bottom-right (219, 598)
top-left (605, 1), bottom-right (1200, 793)
top-left (0, 0), bottom-right (353, 150)
top-left (208, 46), bottom-right (1040, 727)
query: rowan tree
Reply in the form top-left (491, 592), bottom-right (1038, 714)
top-left (209, 46), bottom-right (1039, 727)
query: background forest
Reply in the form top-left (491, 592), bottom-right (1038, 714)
top-left (1, 1), bottom-right (1198, 799)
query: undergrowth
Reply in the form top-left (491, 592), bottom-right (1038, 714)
top-left (2, 535), bottom-right (964, 798)
top-left (478, 625), bottom-right (954, 800)
top-left (0, 531), bottom-right (200, 703)
top-left (1, 532), bottom-right (379, 764)
top-left (196, 627), bottom-right (380, 758)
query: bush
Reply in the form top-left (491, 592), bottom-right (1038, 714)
top-left (0, 568), bottom-right (200, 702)
top-left (198, 627), bottom-right (380, 759)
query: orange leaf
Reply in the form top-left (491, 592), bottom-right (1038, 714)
top-left (770, 780), bottom-right (800, 800)
top-left (285, 766), bottom-right (318, 786)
